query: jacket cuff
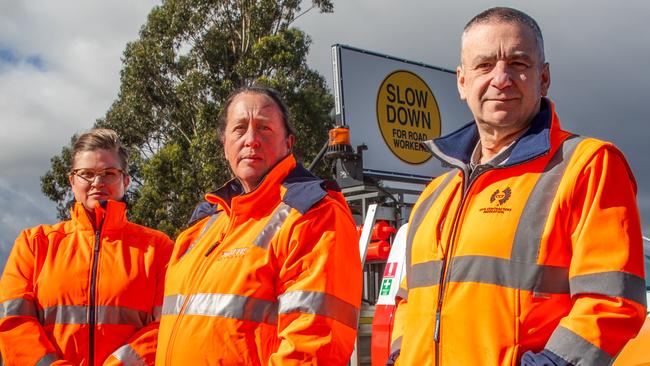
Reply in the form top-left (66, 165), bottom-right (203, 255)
top-left (545, 326), bottom-right (613, 366)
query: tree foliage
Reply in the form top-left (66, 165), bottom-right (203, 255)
top-left (41, 0), bottom-right (335, 237)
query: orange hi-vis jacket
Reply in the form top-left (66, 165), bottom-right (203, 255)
top-left (0, 200), bottom-right (173, 366)
top-left (156, 155), bottom-right (362, 365)
top-left (390, 99), bottom-right (647, 366)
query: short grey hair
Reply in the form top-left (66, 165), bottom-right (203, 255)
top-left (461, 7), bottom-right (545, 63)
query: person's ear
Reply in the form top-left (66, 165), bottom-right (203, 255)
top-left (540, 62), bottom-right (551, 96)
top-left (122, 174), bottom-right (131, 190)
top-left (286, 134), bottom-right (295, 152)
top-left (457, 65), bottom-right (467, 101)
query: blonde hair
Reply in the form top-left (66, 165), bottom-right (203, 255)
top-left (71, 128), bottom-right (129, 171)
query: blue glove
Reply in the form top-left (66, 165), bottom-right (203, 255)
top-left (386, 350), bottom-right (400, 365)
top-left (521, 349), bottom-right (571, 366)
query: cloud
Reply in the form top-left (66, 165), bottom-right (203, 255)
top-left (0, 179), bottom-right (57, 272)
top-left (0, 0), bottom-right (159, 271)
top-left (294, 0), bottom-right (650, 235)
top-left (0, 0), bottom-right (648, 275)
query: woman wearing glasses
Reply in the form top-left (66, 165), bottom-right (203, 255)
top-left (0, 129), bottom-right (173, 366)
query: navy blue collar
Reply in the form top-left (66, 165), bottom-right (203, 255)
top-left (187, 162), bottom-right (334, 224)
top-left (427, 98), bottom-right (552, 168)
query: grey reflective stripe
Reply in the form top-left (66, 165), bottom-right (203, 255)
top-left (570, 271), bottom-right (647, 305)
top-left (278, 290), bottom-right (359, 330)
top-left (546, 326), bottom-right (612, 366)
top-left (40, 305), bottom-right (149, 327)
top-left (162, 293), bottom-right (278, 324)
top-left (35, 352), bottom-right (59, 366)
top-left (98, 306), bottom-right (148, 327)
top-left (447, 256), bottom-right (569, 293)
top-left (511, 136), bottom-right (583, 262)
top-left (40, 305), bottom-right (85, 325)
top-left (111, 344), bottom-right (147, 366)
top-left (409, 260), bottom-right (443, 289)
top-left (405, 172), bottom-right (456, 290)
top-left (390, 335), bottom-right (402, 354)
top-left (0, 297), bottom-right (38, 318)
top-left (253, 203), bottom-right (292, 250)
top-left (152, 305), bottom-right (162, 322)
top-left (182, 212), bottom-right (221, 258)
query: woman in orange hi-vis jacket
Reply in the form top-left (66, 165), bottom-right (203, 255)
top-left (0, 129), bottom-right (173, 366)
top-left (156, 86), bottom-right (362, 365)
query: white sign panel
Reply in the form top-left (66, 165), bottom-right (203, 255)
top-left (376, 223), bottom-right (408, 305)
top-left (332, 45), bottom-right (472, 181)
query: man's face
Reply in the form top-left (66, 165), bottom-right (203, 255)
top-left (68, 149), bottom-right (130, 212)
top-left (457, 21), bottom-right (550, 131)
top-left (223, 92), bottom-right (294, 192)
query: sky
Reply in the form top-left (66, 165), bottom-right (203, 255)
top-left (1, 0), bottom-right (649, 271)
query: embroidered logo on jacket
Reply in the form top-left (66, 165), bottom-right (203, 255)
top-left (490, 187), bottom-right (511, 206)
top-left (216, 247), bottom-right (249, 261)
top-left (479, 187), bottom-right (512, 214)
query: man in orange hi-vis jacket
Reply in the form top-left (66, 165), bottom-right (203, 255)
top-left (388, 7), bottom-right (647, 366)
top-left (0, 129), bottom-right (173, 366)
top-left (156, 86), bottom-right (362, 365)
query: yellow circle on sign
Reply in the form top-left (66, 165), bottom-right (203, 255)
top-left (376, 70), bottom-right (441, 164)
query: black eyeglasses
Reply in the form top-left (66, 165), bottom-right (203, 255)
top-left (71, 168), bottom-right (125, 185)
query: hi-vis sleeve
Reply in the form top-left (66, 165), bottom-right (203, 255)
top-left (0, 230), bottom-right (73, 365)
top-left (387, 277), bottom-right (409, 365)
top-left (270, 196), bottom-right (362, 365)
top-left (103, 235), bottom-right (173, 366)
top-left (536, 145), bottom-right (647, 366)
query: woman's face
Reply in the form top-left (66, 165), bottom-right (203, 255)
top-left (68, 149), bottom-right (130, 212)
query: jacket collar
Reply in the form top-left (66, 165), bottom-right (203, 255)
top-left (72, 200), bottom-right (127, 232)
top-left (426, 98), bottom-right (556, 169)
top-left (206, 154), bottom-right (296, 217)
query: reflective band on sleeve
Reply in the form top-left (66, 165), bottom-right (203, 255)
top-left (546, 325), bottom-right (612, 366)
top-left (278, 290), bottom-right (359, 330)
top-left (253, 203), bottom-right (291, 250)
top-left (35, 352), bottom-right (59, 366)
top-left (40, 305), bottom-right (149, 327)
top-left (447, 255), bottom-right (569, 293)
top-left (570, 271), bottom-right (647, 305)
top-left (409, 260), bottom-right (443, 289)
top-left (111, 344), bottom-right (148, 366)
top-left (405, 172), bottom-right (456, 290)
top-left (0, 297), bottom-right (38, 318)
top-left (511, 136), bottom-right (583, 263)
top-left (163, 293), bottom-right (278, 325)
top-left (152, 305), bottom-right (162, 322)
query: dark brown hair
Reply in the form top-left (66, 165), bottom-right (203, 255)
top-left (218, 85), bottom-right (295, 140)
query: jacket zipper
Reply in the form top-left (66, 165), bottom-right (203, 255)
top-left (432, 155), bottom-right (546, 366)
top-left (89, 212), bottom-right (105, 366)
top-left (433, 171), bottom-right (467, 366)
top-left (165, 216), bottom-right (234, 366)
